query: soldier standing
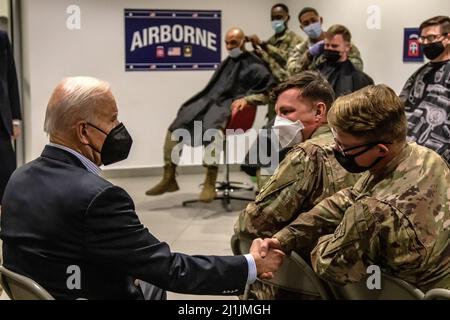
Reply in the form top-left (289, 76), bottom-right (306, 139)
top-left (287, 7), bottom-right (363, 75)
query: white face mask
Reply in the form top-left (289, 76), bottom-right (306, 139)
top-left (228, 46), bottom-right (243, 58)
top-left (273, 115), bottom-right (304, 149)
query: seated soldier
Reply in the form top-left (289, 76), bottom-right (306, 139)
top-left (234, 71), bottom-right (360, 299)
top-left (316, 25), bottom-right (374, 97)
top-left (145, 27), bottom-right (276, 202)
top-left (262, 84), bottom-right (450, 293)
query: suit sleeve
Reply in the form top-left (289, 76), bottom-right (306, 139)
top-left (84, 185), bottom-right (248, 295)
top-left (2, 31), bottom-right (21, 120)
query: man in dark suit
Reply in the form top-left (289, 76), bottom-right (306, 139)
top-left (0, 29), bottom-right (21, 206)
top-left (0, 77), bottom-right (284, 300)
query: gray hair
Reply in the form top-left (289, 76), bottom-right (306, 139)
top-left (44, 76), bottom-right (111, 135)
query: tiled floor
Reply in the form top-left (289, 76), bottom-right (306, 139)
top-left (1, 170), bottom-right (256, 300)
top-left (111, 170), bottom-right (255, 300)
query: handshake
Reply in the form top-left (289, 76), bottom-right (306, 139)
top-left (249, 238), bottom-right (284, 280)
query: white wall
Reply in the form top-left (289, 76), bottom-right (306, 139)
top-left (0, 0), bottom-right (8, 16)
top-left (21, 0), bottom-right (274, 168)
top-left (20, 0), bottom-right (450, 169)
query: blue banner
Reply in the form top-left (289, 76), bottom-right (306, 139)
top-left (125, 9), bottom-right (222, 71)
top-left (403, 28), bottom-right (424, 63)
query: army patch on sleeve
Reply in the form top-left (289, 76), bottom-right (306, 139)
top-left (332, 219), bottom-right (346, 242)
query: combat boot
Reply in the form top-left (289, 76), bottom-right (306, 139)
top-left (145, 164), bottom-right (179, 195)
top-left (198, 166), bottom-right (218, 202)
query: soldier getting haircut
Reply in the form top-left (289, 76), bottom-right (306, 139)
top-left (270, 71), bottom-right (335, 110)
top-left (326, 24), bottom-right (352, 43)
top-left (328, 84), bottom-right (408, 143)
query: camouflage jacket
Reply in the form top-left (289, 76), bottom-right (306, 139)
top-left (255, 29), bottom-right (303, 82)
top-left (275, 142), bottom-right (450, 292)
top-left (234, 124), bottom-right (360, 239)
top-left (287, 39), bottom-right (364, 75)
top-left (243, 93), bottom-right (276, 121)
top-left (243, 30), bottom-right (302, 116)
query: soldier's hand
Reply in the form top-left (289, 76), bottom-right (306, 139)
top-left (250, 238), bottom-right (285, 279)
top-left (259, 238), bottom-right (282, 258)
top-left (12, 121), bottom-right (21, 140)
top-left (248, 34), bottom-right (262, 46)
top-left (231, 98), bottom-right (254, 112)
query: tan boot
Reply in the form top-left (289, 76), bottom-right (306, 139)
top-left (145, 164), bottom-right (179, 196)
top-left (198, 166), bottom-right (218, 203)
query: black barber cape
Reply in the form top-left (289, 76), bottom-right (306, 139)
top-left (319, 60), bottom-right (374, 97)
top-left (400, 59), bottom-right (450, 163)
top-left (169, 51), bottom-right (276, 146)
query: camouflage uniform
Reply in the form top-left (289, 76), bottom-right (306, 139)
top-left (255, 29), bottom-right (304, 82)
top-left (275, 142), bottom-right (450, 292)
top-left (244, 29), bottom-right (304, 118)
top-left (287, 39), bottom-right (364, 75)
top-left (243, 93), bottom-right (276, 121)
top-left (234, 124), bottom-right (360, 299)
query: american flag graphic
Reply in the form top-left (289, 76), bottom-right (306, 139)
top-left (168, 47), bottom-right (181, 56)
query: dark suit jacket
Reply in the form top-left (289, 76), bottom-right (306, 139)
top-left (0, 30), bottom-right (21, 136)
top-left (0, 146), bottom-right (248, 300)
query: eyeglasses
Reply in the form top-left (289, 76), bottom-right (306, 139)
top-left (334, 140), bottom-right (392, 156)
top-left (418, 33), bottom-right (448, 44)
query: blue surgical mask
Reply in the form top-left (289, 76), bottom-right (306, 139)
top-left (303, 22), bottom-right (322, 39)
top-left (271, 20), bottom-right (286, 34)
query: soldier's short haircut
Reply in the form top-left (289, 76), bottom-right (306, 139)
top-left (326, 24), bottom-right (352, 43)
top-left (328, 84), bottom-right (407, 143)
top-left (298, 7), bottom-right (319, 21)
top-left (419, 15), bottom-right (450, 34)
top-left (271, 71), bottom-right (335, 111)
top-left (271, 3), bottom-right (289, 14)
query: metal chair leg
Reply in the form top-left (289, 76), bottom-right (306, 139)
top-left (182, 134), bottom-right (255, 211)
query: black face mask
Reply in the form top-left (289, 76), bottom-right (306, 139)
top-left (87, 122), bottom-right (133, 165)
top-left (422, 41), bottom-right (446, 60)
top-left (333, 142), bottom-right (387, 173)
top-left (323, 49), bottom-right (341, 63)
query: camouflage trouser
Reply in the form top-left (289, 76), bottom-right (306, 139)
top-left (163, 130), bottom-right (222, 168)
top-left (245, 280), bottom-right (322, 300)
